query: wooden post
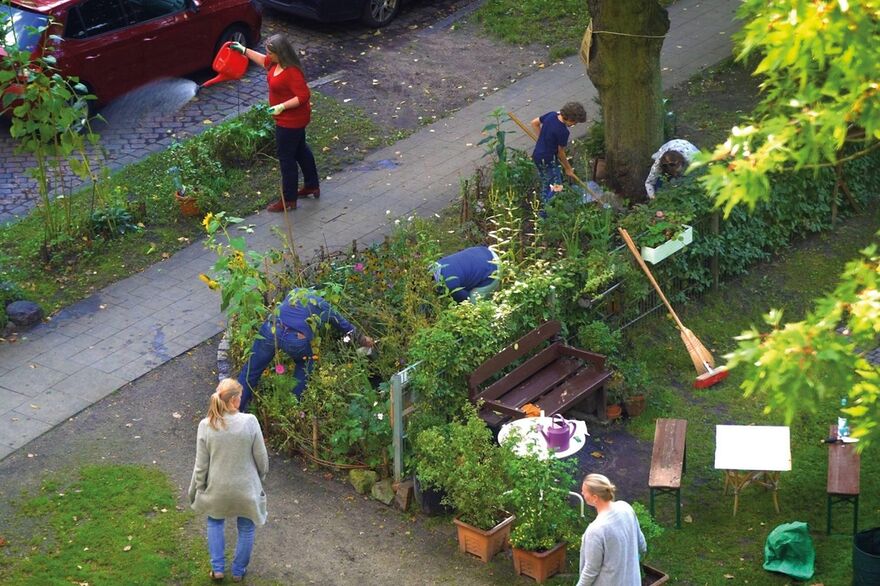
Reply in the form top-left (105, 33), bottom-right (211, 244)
top-left (351, 239), bottom-right (358, 255)
top-left (311, 417), bottom-right (319, 459)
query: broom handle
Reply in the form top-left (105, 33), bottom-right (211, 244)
top-left (507, 111), bottom-right (598, 196)
top-left (618, 227), bottom-right (688, 332)
top-left (507, 111), bottom-right (538, 141)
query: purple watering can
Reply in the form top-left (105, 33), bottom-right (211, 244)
top-left (538, 414), bottom-right (576, 452)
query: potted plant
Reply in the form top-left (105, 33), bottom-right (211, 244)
top-left (614, 358), bottom-right (650, 418)
top-left (633, 501), bottom-right (670, 585)
top-left (414, 406), bottom-right (515, 563)
top-left (503, 449), bottom-right (579, 583)
top-left (619, 206), bottom-right (693, 265)
top-left (604, 372), bottom-right (625, 421)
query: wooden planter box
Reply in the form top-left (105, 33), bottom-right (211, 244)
top-left (453, 515), bottom-right (514, 563)
top-left (512, 542), bottom-right (567, 583)
top-left (642, 563), bottom-right (670, 585)
top-left (641, 225), bottom-right (693, 264)
top-left (175, 191), bottom-right (200, 217)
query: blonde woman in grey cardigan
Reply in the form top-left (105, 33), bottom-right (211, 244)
top-left (189, 378), bottom-right (269, 582)
top-left (576, 474), bottom-right (646, 586)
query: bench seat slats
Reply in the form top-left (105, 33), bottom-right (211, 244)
top-left (537, 368), bottom-right (612, 416)
top-left (469, 320), bottom-right (561, 393)
top-left (649, 419), bottom-right (687, 489)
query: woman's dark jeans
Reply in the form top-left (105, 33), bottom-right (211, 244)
top-left (276, 126), bottom-right (319, 202)
top-left (237, 320), bottom-right (313, 412)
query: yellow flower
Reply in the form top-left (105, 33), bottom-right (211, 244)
top-left (202, 212), bottom-right (214, 231)
top-left (198, 273), bottom-right (220, 290)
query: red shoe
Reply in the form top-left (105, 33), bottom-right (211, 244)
top-left (297, 186), bottom-right (320, 199)
top-left (267, 198), bottom-right (296, 212)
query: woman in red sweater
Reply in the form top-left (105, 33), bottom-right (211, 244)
top-left (232, 35), bottom-right (319, 211)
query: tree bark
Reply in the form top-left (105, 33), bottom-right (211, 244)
top-left (586, 0), bottom-right (669, 203)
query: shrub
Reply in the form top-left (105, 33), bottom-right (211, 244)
top-left (414, 405), bottom-right (514, 530)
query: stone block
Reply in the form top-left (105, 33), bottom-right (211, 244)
top-left (349, 469), bottom-right (378, 495)
top-left (371, 478), bottom-right (395, 506)
top-left (6, 301), bottom-right (43, 328)
top-left (394, 479), bottom-right (414, 512)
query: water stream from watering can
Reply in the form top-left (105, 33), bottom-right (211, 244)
top-left (95, 78), bottom-right (200, 130)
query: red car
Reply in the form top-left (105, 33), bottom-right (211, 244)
top-left (1, 0), bottom-right (261, 107)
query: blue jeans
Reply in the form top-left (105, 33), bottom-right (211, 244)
top-left (207, 516), bottom-right (255, 577)
top-left (533, 158), bottom-right (562, 204)
top-left (237, 320), bottom-right (313, 412)
top-left (276, 126), bottom-right (319, 202)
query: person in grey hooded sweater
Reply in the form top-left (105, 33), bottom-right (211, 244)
top-left (189, 378), bottom-right (269, 582)
top-left (576, 473), bottom-right (646, 586)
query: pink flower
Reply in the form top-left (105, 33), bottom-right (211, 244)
top-left (354, 262), bottom-right (365, 272)
top-left (275, 364), bottom-right (285, 374)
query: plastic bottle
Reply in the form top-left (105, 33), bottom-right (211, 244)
top-left (837, 398), bottom-right (849, 438)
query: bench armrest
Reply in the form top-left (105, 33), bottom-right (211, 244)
top-left (559, 346), bottom-right (606, 368)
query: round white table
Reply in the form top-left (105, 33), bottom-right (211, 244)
top-left (498, 416), bottom-right (589, 460)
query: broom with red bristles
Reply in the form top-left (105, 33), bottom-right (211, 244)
top-left (618, 227), bottom-right (729, 389)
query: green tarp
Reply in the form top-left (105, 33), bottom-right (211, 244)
top-left (763, 521), bottom-right (815, 580)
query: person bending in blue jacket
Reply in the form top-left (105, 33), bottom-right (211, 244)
top-left (237, 288), bottom-right (373, 412)
top-left (434, 246), bottom-right (501, 303)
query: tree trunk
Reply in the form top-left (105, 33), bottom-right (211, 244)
top-left (586, 0), bottom-right (669, 203)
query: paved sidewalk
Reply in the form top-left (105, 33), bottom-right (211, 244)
top-left (0, 0), bottom-right (741, 460)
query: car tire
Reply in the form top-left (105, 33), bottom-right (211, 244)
top-left (361, 0), bottom-right (399, 27)
top-left (215, 24), bottom-right (250, 55)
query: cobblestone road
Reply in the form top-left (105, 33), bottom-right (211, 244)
top-left (0, 0), bottom-right (484, 222)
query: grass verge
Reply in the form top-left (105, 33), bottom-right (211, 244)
top-left (0, 91), bottom-right (392, 316)
top-left (474, 0), bottom-right (675, 61)
top-left (0, 464), bottom-right (284, 586)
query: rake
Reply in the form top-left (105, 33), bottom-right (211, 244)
top-left (618, 227), bottom-right (728, 389)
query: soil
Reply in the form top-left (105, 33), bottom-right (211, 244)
top-left (261, 0), bottom-right (554, 130)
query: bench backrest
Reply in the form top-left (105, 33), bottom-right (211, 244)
top-left (468, 320), bottom-right (562, 397)
top-left (827, 425), bottom-right (860, 495)
top-left (649, 418), bottom-right (688, 489)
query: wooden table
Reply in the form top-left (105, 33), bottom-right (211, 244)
top-left (714, 425), bottom-right (791, 516)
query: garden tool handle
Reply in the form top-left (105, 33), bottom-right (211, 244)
top-left (617, 227), bottom-right (687, 332)
top-left (507, 111), bottom-right (538, 142)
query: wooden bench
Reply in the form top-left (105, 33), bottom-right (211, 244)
top-left (468, 321), bottom-right (611, 429)
top-left (827, 424), bottom-right (860, 534)
top-left (648, 418), bottom-right (687, 528)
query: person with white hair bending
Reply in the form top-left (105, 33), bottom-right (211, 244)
top-left (188, 379), bottom-right (269, 582)
top-left (576, 473), bottom-right (646, 586)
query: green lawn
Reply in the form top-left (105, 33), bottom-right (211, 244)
top-left (0, 465), bottom-right (283, 586)
top-left (620, 214), bottom-right (880, 584)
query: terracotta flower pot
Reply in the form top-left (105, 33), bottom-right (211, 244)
top-left (625, 395), bottom-right (647, 417)
top-left (591, 157), bottom-right (607, 181)
top-left (512, 542), bottom-right (567, 583)
top-left (453, 515), bottom-right (515, 563)
top-left (606, 404), bottom-right (623, 420)
top-left (175, 191), bottom-right (200, 217)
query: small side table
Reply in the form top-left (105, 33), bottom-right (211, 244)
top-left (497, 416), bottom-right (588, 460)
top-left (827, 425), bottom-right (860, 534)
top-left (714, 425), bottom-right (791, 516)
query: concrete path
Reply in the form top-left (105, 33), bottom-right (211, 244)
top-left (0, 0), bottom-right (741, 461)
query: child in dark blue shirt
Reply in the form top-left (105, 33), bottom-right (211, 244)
top-left (531, 102), bottom-right (587, 205)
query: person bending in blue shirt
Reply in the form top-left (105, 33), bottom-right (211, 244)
top-left (236, 288), bottom-right (374, 412)
top-left (531, 102), bottom-right (587, 205)
top-left (433, 246), bottom-right (501, 303)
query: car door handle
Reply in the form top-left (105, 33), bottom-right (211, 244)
top-left (85, 55), bottom-right (100, 60)
top-left (144, 36), bottom-right (157, 41)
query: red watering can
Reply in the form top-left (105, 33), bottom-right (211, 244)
top-left (201, 41), bottom-right (248, 89)
top-left (538, 414), bottom-right (576, 452)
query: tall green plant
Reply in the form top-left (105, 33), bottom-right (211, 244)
top-left (0, 16), bottom-right (105, 255)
